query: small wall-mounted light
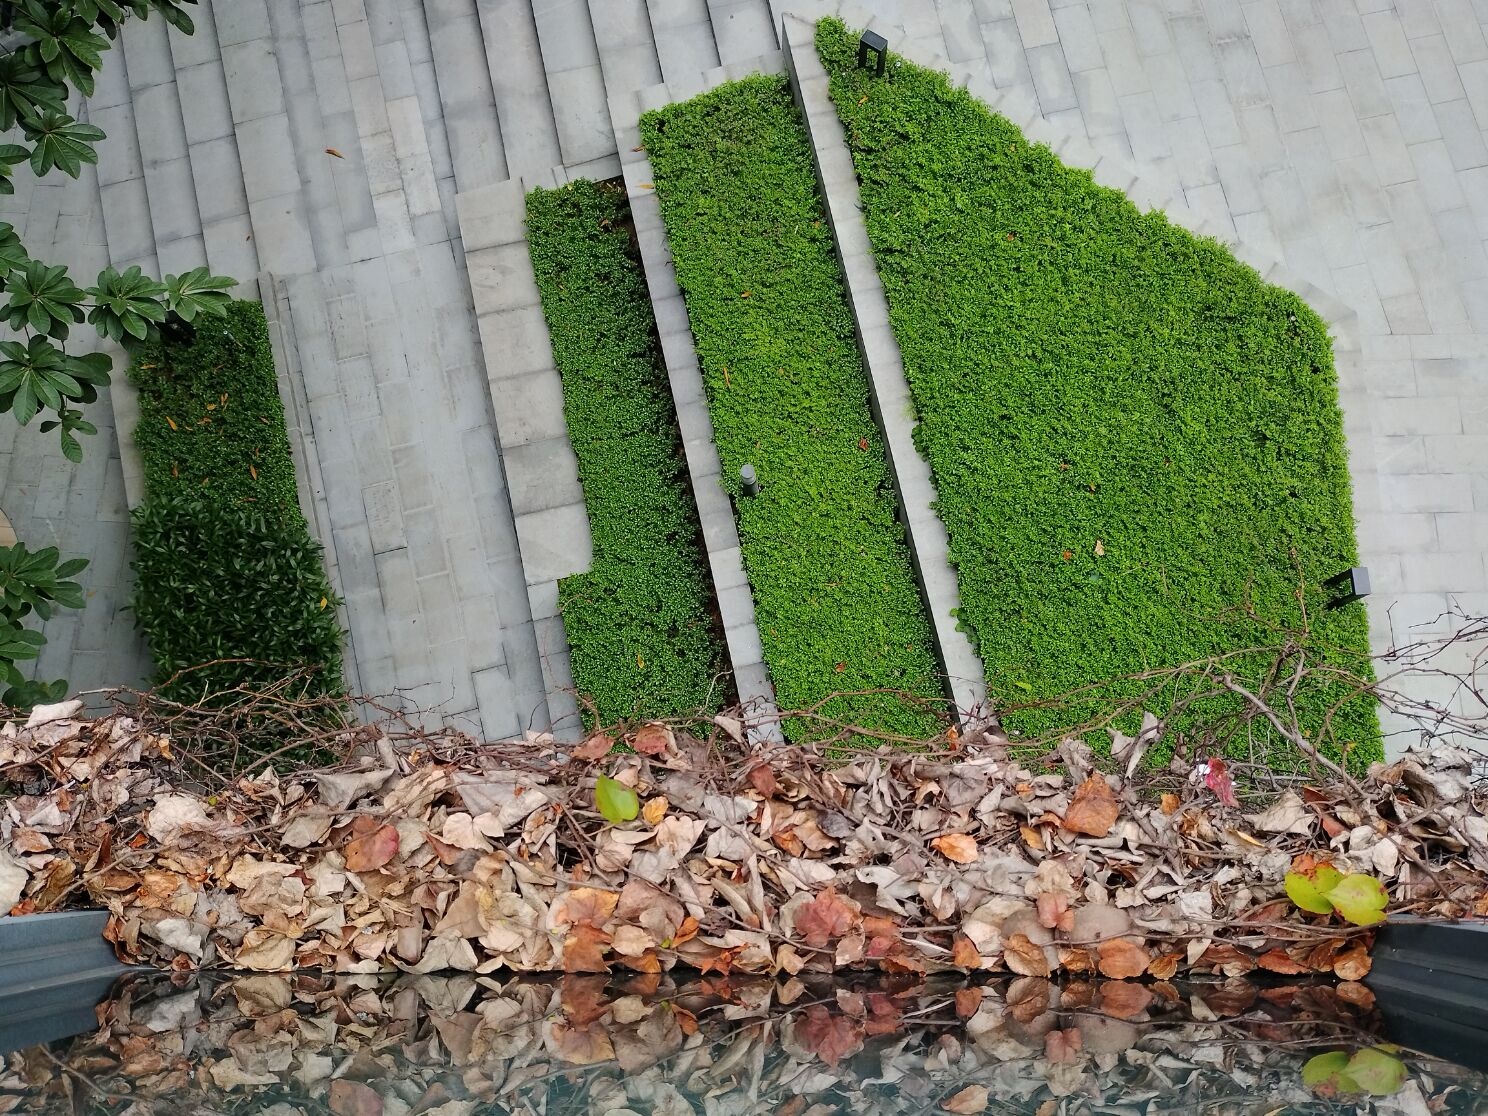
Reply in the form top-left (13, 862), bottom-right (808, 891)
top-left (857, 29), bottom-right (888, 77)
top-left (1325, 566), bottom-right (1370, 609)
top-left (740, 464), bottom-right (759, 497)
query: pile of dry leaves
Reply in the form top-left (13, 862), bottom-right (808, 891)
top-left (5, 972), bottom-right (1482, 1115)
top-left (1, 699), bottom-right (1485, 983)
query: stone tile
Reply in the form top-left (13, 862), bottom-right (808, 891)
top-left (1027, 42), bottom-right (1078, 111)
top-left (545, 64), bottom-right (615, 167)
top-left (1100, 26), bottom-right (1151, 95)
top-left (981, 19), bottom-right (1033, 88)
top-left (1338, 46), bottom-right (1393, 118)
top-left (1436, 98), bottom-right (1488, 169)
top-left (1011, 0), bottom-right (1059, 47)
top-left (1411, 34), bottom-right (1469, 104)
top-left (1245, 0), bottom-right (1297, 67)
top-left (221, 38), bottom-right (286, 122)
top-left (1362, 9), bottom-right (1418, 79)
top-left (1381, 473), bottom-right (1474, 511)
top-left (176, 62), bottom-right (235, 145)
top-left (514, 503), bottom-right (593, 584)
top-left (189, 136), bottom-right (251, 223)
top-left (1361, 113), bottom-right (1416, 184)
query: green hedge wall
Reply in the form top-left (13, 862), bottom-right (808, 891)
top-left (641, 75), bottom-right (945, 738)
top-left (129, 301), bottom-right (300, 519)
top-left (817, 20), bottom-right (1379, 764)
top-left (128, 301), bottom-right (342, 703)
top-left (525, 180), bottom-right (727, 722)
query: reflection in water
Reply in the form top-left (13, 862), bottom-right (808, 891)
top-left (1, 973), bottom-right (1483, 1114)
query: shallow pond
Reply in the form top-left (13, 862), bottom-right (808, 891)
top-left (2, 973), bottom-right (1483, 1114)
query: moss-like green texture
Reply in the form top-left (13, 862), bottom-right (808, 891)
top-left (129, 301), bottom-right (343, 703)
top-left (129, 301), bottom-right (300, 519)
top-left (525, 180), bottom-right (728, 722)
top-left (817, 20), bottom-right (1379, 764)
top-left (641, 75), bottom-right (945, 738)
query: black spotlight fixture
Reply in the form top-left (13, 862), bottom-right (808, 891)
top-left (857, 29), bottom-right (888, 77)
top-left (1325, 566), bottom-right (1371, 609)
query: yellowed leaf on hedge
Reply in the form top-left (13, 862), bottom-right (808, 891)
top-left (166, 416), bottom-right (177, 430)
top-left (1094, 539), bottom-right (1105, 556)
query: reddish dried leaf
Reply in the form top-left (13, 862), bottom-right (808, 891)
top-left (562, 923), bottom-right (612, 973)
top-left (343, 824), bottom-right (399, 873)
top-left (560, 974), bottom-right (611, 1026)
top-left (632, 723), bottom-right (671, 756)
top-left (1333, 943), bottom-right (1372, 981)
top-left (1257, 947), bottom-right (1311, 975)
top-left (795, 888), bottom-right (857, 948)
top-left (1036, 891), bottom-right (1070, 931)
top-left (549, 1020), bottom-right (615, 1065)
top-left (552, 887), bottom-right (618, 928)
top-left (952, 933), bottom-right (982, 968)
top-left (1201, 982), bottom-right (1258, 1017)
top-left (1096, 938), bottom-right (1151, 979)
top-left (1059, 946), bottom-right (1095, 973)
top-left (570, 733), bottom-right (614, 761)
top-left (1019, 823), bottom-right (1044, 850)
top-left (1198, 942), bottom-right (1257, 974)
top-left (747, 764), bottom-right (779, 798)
top-left (931, 833), bottom-right (979, 864)
top-left (796, 1003), bottom-right (863, 1067)
top-left (955, 987), bottom-right (984, 1018)
top-left (1098, 981), bottom-right (1152, 1019)
top-left (1160, 793), bottom-right (1180, 815)
top-left (1204, 757), bottom-right (1238, 807)
top-left (1337, 980), bottom-right (1376, 1009)
top-left (1004, 932), bottom-right (1051, 977)
top-left (1044, 1027), bottom-right (1083, 1064)
top-left (672, 1004), bottom-right (698, 1035)
top-left (329, 1079), bottom-right (383, 1116)
top-left (1063, 775), bottom-right (1120, 837)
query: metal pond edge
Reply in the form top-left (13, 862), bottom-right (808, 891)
top-left (1369, 917), bottom-right (1488, 1074)
top-left (0, 911), bottom-right (130, 1056)
top-left (608, 59), bottom-right (790, 745)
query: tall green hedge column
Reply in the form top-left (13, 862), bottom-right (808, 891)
top-left (642, 75), bottom-right (944, 739)
top-left (816, 19), bottom-right (1378, 765)
top-left (526, 181), bottom-right (726, 723)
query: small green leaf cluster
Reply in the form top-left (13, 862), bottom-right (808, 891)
top-left (129, 301), bottom-right (343, 708)
top-left (816, 20), bottom-right (1379, 764)
top-left (640, 75), bottom-right (944, 739)
top-left (524, 180), bottom-right (727, 724)
top-left (1302, 1049), bottom-right (1408, 1098)
top-left (129, 300), bottom-right (300, 517)
top-left (1285, 864), bottom-right (1388, 925)
top-left (0, 542), bottom-right (88, 707)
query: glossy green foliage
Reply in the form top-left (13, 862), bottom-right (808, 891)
top-left (130, 495), bottom-right (343, 704)
top-left (817, 20), bottom-right (1379, 764)
top-left (0, 542), bottom-right (87, 707)
top-left (129, 300), bottom-right (342, 704)
top-left (129, 301), bottom-right (300, 520)
top-left (525, 180), bottom-right (727, 723)
top-left (641, 76), bottom-right (944, 739)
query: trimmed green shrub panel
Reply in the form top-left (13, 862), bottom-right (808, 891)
top-left (525, 180), bottom-right (727, 722)
top-left (131, 495), bottom-right (344, 702)
top-left (642, 75), bottom-right (944, 738)
top-left (817, 20), bottom-right (1379, 764)
top-left (128, 300), bottom-right (342, 703)
top-left (129, 301), bottom-right (300, 521)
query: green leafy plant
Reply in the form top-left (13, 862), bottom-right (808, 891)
top-left (816, 19), bottom-right (1378, 764)
top-left (0, 542), bottom-right (86, 707)
top-left (595, 774), bottom-right (640, 824)
top-left (641, 75), bottom-right (945, 739)
top-left (1302, 1048), bottom-right (1408, 1097)
top-left (1285, 862), bottom-right (1388, 925)
top-left (525, 181), bottom-right (727, 724)
top-left (129, 301), bottom-right (343, 715)
top-left (129, 494), bottom-right (343, 705)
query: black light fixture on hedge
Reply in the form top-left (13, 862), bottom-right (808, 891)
top-left (1325, 566), bottom-right (1371, 609)
top-left (740, 464), bottom-right (759, 497)
top-left (857, 29), bottom-right (888, 77)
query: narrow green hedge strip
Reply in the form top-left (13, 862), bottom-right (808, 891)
top-left (128, 300), bottom-right (342, 704)
top-left (525, 180), bottom-right (727, 723)
top-left (817, 19), bottom-right (1379, 764)
top-left (642, 75), bottom-right (944, 738)
top-left (129, 301), bottom-right (300, 521)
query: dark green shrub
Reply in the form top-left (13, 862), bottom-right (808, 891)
top-left (641, 75), bottom-right (945, 739)
top-left (128, 299), bottom-right (343, 713)
top-left (129, 300), bottom-right (299, 519)
top-left (816, 19), bottom-right (1378, 765)
top-left (525, 180), bottom-right (727, 722)
top-left (130, 494), bottom-right (342, 703)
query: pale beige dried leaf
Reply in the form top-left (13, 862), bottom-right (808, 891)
top-left (942, 1085), bottom-right (990, 1113)
top-left (931, 833), bottom-right (979, 863)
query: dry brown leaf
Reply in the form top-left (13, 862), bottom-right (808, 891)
top-left (941, 1085), bottom-right (990, 1113)
top-left (1333, 942), bottom-right (1372, 981)
top-left (343, 824), bottom-right (399, 873)
top-left (795, 888), bottom-right (858, 947)
top-left (1256, 947), bottom-right (1310, 975)
top-left (1044, 1027), bottom-right (1083, 1063)
top-left (642, 796), bottom-right (668, 826)
top-left (1097, 938), bottom-right (1151, 979)
top-left (1098, 981), bottom-right (1152, 1019)
top-left (328, 1079), bottom-right (382, 1116)
top-left (951, 933), bottom-right (982, 968)
top-left (1160, 793), bottom-right (1180, 814)
top-left (795, 1004), bottom-right (862, 1067)
top-left (1018, 823), bottom-right (1044, 850)
top-left (931, 833), bottom-right (979, 864)
top-left (1063, 775), bottom-right (1120, 837)
top-left (561, 923), bottom-right (612, 973)
top-left (570, 733), bottom-right (614, 761)
top-left (632, 723), bottom-right (672, 756)
top-left (1337, 980), bottom-right (1375, 1009)
top-left (747, 764), bottom-right (779, 798)
top-left (1036, 891), bottom-right (1073, 932)
top-left (552, 888), bottom-right (618, 928)
top-left (1003, 932), bottom-right (1051, 977)
top-left (954, 987), bottom-right (983, 1018)
top-left (1146, 951), bottom-right (1182, 980)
